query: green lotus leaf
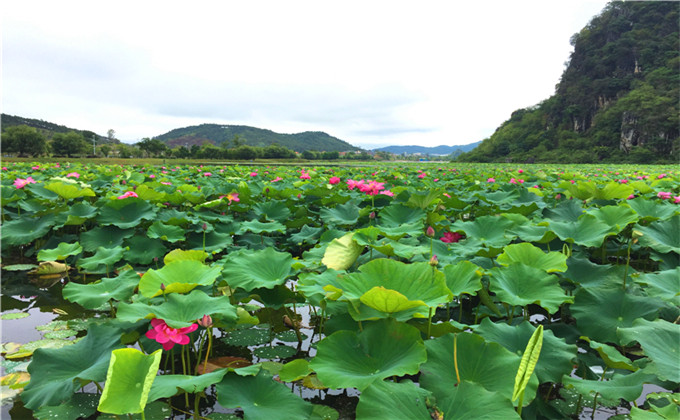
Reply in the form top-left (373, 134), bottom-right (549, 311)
top-left (626, 198), bottom-right (678, 221)
top-left (618, 318), bottom-right (680, 383)
top-left (62, 202), bottom-right (98, 226)
top-left (2, 264), bottom-right (38, 271)
top-left (221, 248), bottom-right (293, 291)
top-left (510, 224), bottom-right (557, 244)
top-left (0, 184), bottom-right (26, 206)
top-left (571, 286), bottom-right (664, 344)
top-left (133, 184), bottom-right (167, 202)
top-left (98, 349), bottom-right (162, 415)
top-left (117, 289), bottom-right (238, 329)
top-left (376, 221), bottom-right (425, 240)
top-left (561, 181), bottom-right (633, 201)
top-left (356, 380), bottom-right (434, 420)
top-left (43, 181), bottom-right (96, 200)
top-left (138, 260), bottom-right (222, 298)
top-left (80, 226), bottom-right (134, 252)
top-left (320, 201), bottom-right (360, 226)
top-left (587, 205), bottom-right (639, 234)
top-left (147, 221), bottom-right (186, 243)
top-left (5, 338), bottom-right (74, 360)
top-left (420, 332), bottom-right (538, 404)
top-left (359, 287), bottom-right (428, 315)
top-left (253, 200), bottom-right (292, 222)
top-left (406, 189), bottom-right (443, 210)
top-left (450, 215), bottom-right (516, 248)
top-left (97, 198), bottom-right (157, 229)
top-left (289, 224), bottom-right (324, 245)
top-left (310, 318), bottom-right (426, 390)
top-left (163, 249), bottom-right (209, 264)
top-left (37, 242), bottom-right (83, 261)
top-left (442, 260), bottom-right (483, 296)
top-left (21, 324), bottom-right (125, 410)
top-left (216, 370), bottom-right (313, 419)
top-left (581, 337), bottom-right (637, 371)
top-left (543, 199), bottom-right (585, 223)
top-left (278, 359), bottom-right (311, 382)
top-left (563, 255), bottom-right (627, 288)
top-left (321, 232), bottom-right (363, 271)
top-left (63, 270), bottom-right (140, 310)
top-left (634, 267), bottom-right (680, 305)
top-left (333, 259), bottom-right (452, 321)
top-left (148, 369), bottom-right (229, 402)
top-left (379, 203), bottom-right (426, 226)
top-left (123, 236), bottom-right (168, 265)
top-left (77, 246), bottom-right (126, 273)
top-left (562, 370), bottom-right (657, 403)
top-left (253, 345), bottom-right (297, 359)
top-left (187, 230), bottom-right (233, 253)
top-left (488, 264), bottom-right (573, 314)
top-left (432, 380), bottom-right (520, 420)
top-left (33, 393), bottom-right (99, 420)
top-left (222, 326), bottom-right (271, 347)
top-left (1, 312), bottom-right (30, 320)
top-left (496, 243), bottom-right (568, 273)
top-left (635, 215), bottom-right (680, 254)
top-left (1, 214), bottom-right (56, 246)
top-left (237, 219), bottom-right (286, 234)
top-left (476, 318), bottom-right (578, 383)
top-left (548, 214), bottom-right (615, 248)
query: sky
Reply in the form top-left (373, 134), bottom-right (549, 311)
top-left (2, 1), bottom-right (611, 149)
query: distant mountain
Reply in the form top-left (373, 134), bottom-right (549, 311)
top-left (1, 113), bottom-right (114, 143)
top-left (154, 124), bottom-right (361, 153)
top-left (373, 142), bottom-right (481, 156)
top-left (458, 2), bottom-right (679, 164)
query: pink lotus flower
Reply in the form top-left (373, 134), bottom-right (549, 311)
top-left (443, 193), bottom-right (451, 198)
top-left (145, 319), bottom-right (198, 351)
top-left (658, 174), bottom-right (666, 179)
top-left (329, 176), bottom-right (341, 185)
top-left (117, 191), bottom-right (139, 199)
top-left (487, 178), bottom-right (495, 183)
top-left (149, 174), bottom-right (156, 178)
top-left (219, 192), bottom-right (239, 204)
top-left (674, 196), bottom-right (680, 204)
top-left (161, 182), bottom-right (172, 185)
top-left (358, 180), bottom-right (385, 196)
top-left (347, 179), bottom-right (364, 190)
top-left (418, 173), bottom-right (426, 179)
top-left (300, 172), bottom-right (311, 180)
top-left (249, 172), bottom-right (258, 177)
top-left (271, 177), bottom-right (283, 182)
top-left (203, 172), bottom-right (212, 177)
top-left (509, 178), bottom-right (517, 184)
top-left (518, 169), bottom-right (524, 173)
top-left (441, 232), bottom-right (463, 243)
top-left (31, 165), bottom-right (40, 170)
top-left (658, 192), bottom-right (672, 200)
top-left (380, 190), bottom-right (394, 197)
top-left (14, 177), bottom-right (36, 189)
top-left (66, 172), bottom-right (80, 178)
top-left (627, 194), bottom-right (635, 200)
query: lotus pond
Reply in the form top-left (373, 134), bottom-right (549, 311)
top-left (1, 161), bottom-right (679, 419)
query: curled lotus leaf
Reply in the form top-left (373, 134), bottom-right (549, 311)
top-left (138, 259), bottom-right (222, 298)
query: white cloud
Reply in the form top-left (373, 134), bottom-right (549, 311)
top-left (2, 0), bottom-right (610, 147)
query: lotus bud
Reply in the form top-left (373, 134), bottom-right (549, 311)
top-left (426, 226), bottom-right (435, 237)
top-left (202, 223), bottom-right (207, 231)
top-left (160, 283), bottom-right (166, 291)
top-left (429, 254), bottom-right (438, 267)
top-left (197, 314), bottom-right (213, 328)
top-left (369, 211), bottom-right (376, 219)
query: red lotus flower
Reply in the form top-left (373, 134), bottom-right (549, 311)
top-left (145, 319), bottom-right (198, 351)
top-left (440, 232), bottom-right (463, 243)
top-left (329, 176), bottom-right (341, 184)
top-left (117, 191), bottom-right (138, 199)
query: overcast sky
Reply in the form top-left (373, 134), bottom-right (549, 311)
top-left (2, 1), bottom-right (610, 149)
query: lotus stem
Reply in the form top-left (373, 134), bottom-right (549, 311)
top-left (182, 346), bottom-right (189, 406)
top-left (194, 393), bottom-right (200, 419)
top-left (453, 334), bottom-right (461, 386)
top-left (427, 307), bottom-right (433, 338)
top-left (591, 392), bottom-right (599, 420)
top-left (202, 328), bottom-right (213, 375)
top-left (623, 237), bottom-right (632, 289)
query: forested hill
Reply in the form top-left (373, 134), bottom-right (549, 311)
top-left (458, 1), bottom-right (679, 164)
top-left (1, 114), bottom-right (114, 143)
top-left (374, 142), bottom-right (481, 156)
top-left (154, 124), bottom-right (361, 152)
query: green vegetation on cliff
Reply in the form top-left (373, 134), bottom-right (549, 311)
top-left (458, 1), bottom-right (679, 164)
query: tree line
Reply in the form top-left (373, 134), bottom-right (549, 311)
top-left (0, 125), bottom-right (375, 160)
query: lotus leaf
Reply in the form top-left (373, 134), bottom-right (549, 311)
top-left (97, 198), bottom-right (157, 229)
top-left (117, 289), bottom-right (238, 328)
top-left (33, 393), bottom-right (98, 420)
top-left (310, 318), bottom-right (426, 390)
top-left (21, 324), bottom-right (125, 409)
top-left (635, 215), bottom-right (680, 254)
top-left (278, 359), bottom-right (311, 382)
top-left (321, 232), bottom-right (363, 271)
top-left (548, 214), bottom-right (615, 248)
top-left (147, 221), bottom-right (186, 243)
top-left (80, 226), bottom-right (134, 252)
top-left (488, 264), bottom-right (573, 314)
top-left (98, 349), bottom-right (162, 415)
top-left (319, 201), bottom-right (359, 226)
top-left (148, 369), bottom-right (229, 402)
top-left (216, 370), bottom-right (313, 419)
top-left (237, 219), bottom-right (286, 234)
top-left (379, 203), bottom-right (426, 226)
top-left (221, 248), bottom-right (293, 291)
top-left (37, 241), bottom-right (83, 261)
top-left (163, 249), bottom-right (209, 264)
top-left (442, 260), bottom-right (483, 296)
top-left (187, 230), bottom-right (233, 253)
top-left (496, 243), bottom-right (568, 273)
top-left (123, 235), bottom-right (168, 265)
top-left (582, 337), bottom-right (637, 371)
top-left (138, 259), bottom-right (222, 298)
top-left (571, 286), bottom-right (664, 344)
top-left (450, 215), bottom-right (516, 248)
top-left (562, 370), bottom-right (657, 402)
top-left (618, 318), bottom-right (680, 383)
top-left (476, 318), bottom-right (577, 383)
top-left (634, 267), bottom-right (680, 305)
top-left (587, 205), bottom-right (639, 234)
top-left (77, 246), bottom-right (126, 273)
top-left (43, 181), bottom-right (95, 200)
top-left (356, 380), bottom-right (434, 420)
top-left (429, 380), bottom-right (521, 420)
top-left (1, 214), bottom-right (57, 246)
top-left (626, 198), bottom-right (678, 221)
top-left (63, 270), bottom-right (140, 310)
top-left (330, 259), bottom-right (452, 321)
top-left (420, 332), bottom-right (538, 404)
